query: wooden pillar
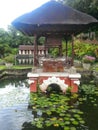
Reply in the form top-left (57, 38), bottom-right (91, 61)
top-left (34, 34), bottom-right (38, 66)
top-left (65, 39), bottom-right (68, 63)
top-left (71, 34), bottom-right (74, 66)
top-left (44, 37), bottom-right (47, 57)
top-left (59, 44), bottom-right (62, 56)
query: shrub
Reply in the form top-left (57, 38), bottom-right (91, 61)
top-left (4, 54), bottom-right (15, 64)
top-left (82, 55), bottom-right (96, 64)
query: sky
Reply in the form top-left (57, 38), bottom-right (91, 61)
top-left (0, 0), bottom-right (49, 29)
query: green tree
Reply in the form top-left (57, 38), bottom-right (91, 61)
top-left (4, 54), bottom-right (15, 63)
top-left (0, 28), bottom-right (9, 45)
top-left (57, 0), bottom-right (98, 19)
top-left (7, 25), bottom-right (34, 48)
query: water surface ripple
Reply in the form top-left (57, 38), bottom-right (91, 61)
top-left (0, 79), bottom-right (33, 130)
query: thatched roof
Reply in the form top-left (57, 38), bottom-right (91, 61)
top-left (12, 1), bottom-right (98, 36)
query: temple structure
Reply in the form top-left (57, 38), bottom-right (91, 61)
top-left (17, 45), bottom-right (48, 64)
top-left (12, 1), bottom-right (98, 94)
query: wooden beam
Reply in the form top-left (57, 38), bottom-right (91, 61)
top-left (71, 34), bottom-right (74, 66)
top-left (33, 34), bottom-right (38, 66)
top-left (65, 39), bottom-right (68, 63)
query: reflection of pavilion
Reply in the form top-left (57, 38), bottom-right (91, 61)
top-left (17, 45), bottom-right (48, 64)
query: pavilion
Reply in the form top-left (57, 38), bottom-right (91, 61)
top-left (12, 0), bottom-right (98, 93)
top-left (12, 0), bottom-right (98, 67)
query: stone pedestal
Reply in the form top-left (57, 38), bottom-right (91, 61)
top-left (43, 60), bottom-right (64, 72)
top-left (83, 63), bottom-right (91, 70)
top-left (27, 72), bottom-right (81, 93)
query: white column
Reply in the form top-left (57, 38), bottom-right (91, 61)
top-left (23, 50), bottom-right (25, 55)
top-left (46, 50), bottom-right (48, 55)
top-left (29, 50), bottom-right (32, 54)
top-left (29, 59), bottom-right (32, 64)
top-left (22, 59), bottom-right (25, 64)
top-left (42, 50), bottom-right (44, 55)
top-left (18, 59), bottom-right (21, 64)
top-left (38, 50), bottom-right (40, 55)
top-left (19, 50), bottom-right (21, 54)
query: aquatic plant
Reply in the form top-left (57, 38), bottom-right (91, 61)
top-left (78, 84), bottom-right (98, 107)
top-left (30, 92), bottom-right (85, 130)
top-left (29, 80), bottom-right (98, 130)
top-left (79, 84), bottom-right (96, 95)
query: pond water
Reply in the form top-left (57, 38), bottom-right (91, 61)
top-left (0, 77), bottom-right (98, 130)
top-left (79, 96), bottom-right (98, 130)
top-left (0, 77), bottom-right (33, 130)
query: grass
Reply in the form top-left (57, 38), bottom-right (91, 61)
top-left (0, 65), bottom-right (6, 70)
top-left (0, 65), bottom-right (32, 70)
top-left (13, 65), bottom-right (32, 69)
top-left (0, 62), bottom-right (98, 71)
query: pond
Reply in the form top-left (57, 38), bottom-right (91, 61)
top-left (0, 77), bottom-right (33, 130)
top-left (79, 96), bottom-right (98, 130)
top-left (0, 77), bottom-right (98, 130)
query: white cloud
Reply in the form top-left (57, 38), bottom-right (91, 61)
top-left (0, 0), bottom-right (49, 29)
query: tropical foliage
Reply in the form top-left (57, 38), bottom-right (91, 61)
top-left (0, 26), bottom-right (34, 63)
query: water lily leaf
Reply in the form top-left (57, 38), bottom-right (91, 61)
top-left (59, 113), bottom-right (65, 116)
top-left (66, 113), bottom-right (71, 117)
top-left (71, 109), bottom-right (78, 113)
top-left (64, 126), bottom-right (70, 130)
top-left (60, 122), bottom-right (65, 126)
top-left (77, 117), bottom-right (83, 121)
top-left (94, 104), bottom-right (97, 106)
top-left (45, 122), bottom-right (51, 127)
top-left (46, 110), bottom-right (52, 115)
top-left (72, 120), bottom-right (79, 125)
top-left (70, 127), bottom-right (76, 130)
top-left (65, 121), bottom-right (70, 125)
top-left (70, 118), bottom-right (75, 121)
top-left (77, 111), bottom-right (83, 114)
top-left (74, 114), bottom-right (80, 118)
top-left (79, 120), bottom-right (85, 124)
top-left (64, 117), bottom-right (70, 121)
top-left (39, 117), bottom-right (44, 121)
top-left (91, 100), bottom-right (95, 103)
top-left (36, 123), bottom-right (43, 128)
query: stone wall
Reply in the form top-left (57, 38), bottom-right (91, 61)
top-left (0, 68), bottom-right (32, 79)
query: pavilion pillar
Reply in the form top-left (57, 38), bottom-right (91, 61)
top-left (34, 34), bottom-right (38, 66)
top-left (71, 34), bottom-right (74, 66)
top-left (65, 39), bottom-right (68, 63)
top-left (59, 44), bottom-right (62, 56)
top-left (44, 37), bottom-right (47, 57)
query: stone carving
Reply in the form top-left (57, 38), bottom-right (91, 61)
top-left (39, 76), bottom-right (68, 93)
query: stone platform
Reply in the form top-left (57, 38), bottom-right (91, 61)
top-left (27, 71), bottom-right (81, 93)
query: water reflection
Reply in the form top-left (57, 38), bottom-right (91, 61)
top-left (0, 78), bottom-right (33, 130)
